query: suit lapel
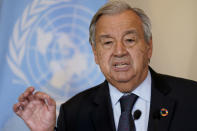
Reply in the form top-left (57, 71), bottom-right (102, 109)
top-left (90, 68), bottom-right (176, 131)
top-left (91, 81), bottom-right (116, 131)
top-left (148, 68), bottom-right (176, 131)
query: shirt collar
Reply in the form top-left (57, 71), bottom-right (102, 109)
top-left (109, 71), bottom-right (152, 105)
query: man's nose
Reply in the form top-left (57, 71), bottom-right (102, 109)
top-left (113, 41), bottom-right (127, 57)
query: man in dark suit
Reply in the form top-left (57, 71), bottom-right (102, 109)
top-left (56, 68), bottom-right (197, 131)
top-left (13, 1), bottom-right (197, 131)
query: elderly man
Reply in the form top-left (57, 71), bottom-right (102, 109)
top-left (13, 1), bottom-right (197, 131)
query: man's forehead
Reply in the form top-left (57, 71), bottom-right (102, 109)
top-left (95, 11), bottom-right (142, 37)
top-left (98, 10), bottom-right (140, 22)
top-left (95, 10), bottom-right (142, 30)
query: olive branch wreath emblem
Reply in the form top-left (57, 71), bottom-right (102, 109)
top-left (7, 0), bottom-right (67, 86)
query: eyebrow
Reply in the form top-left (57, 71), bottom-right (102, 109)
top-left (96, 34), bottom-right (113, 43)
top-left (123, 30), bottom-right (138, 36)
top-left (99, 30), bottom-right (138, 38)
top-left (99, 34), bottom-right (113, 39)
top-left (97, 29), bottom-right (138, 41)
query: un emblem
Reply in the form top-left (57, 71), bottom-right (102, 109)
top-left (7, 0), bottom-right (104, 110)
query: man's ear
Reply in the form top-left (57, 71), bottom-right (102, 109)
top-left (147, 37), bottom-right (153, 59)
top-left (92, 45), bottom-right (99, 65)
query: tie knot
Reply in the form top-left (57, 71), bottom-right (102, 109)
top-left (119, 93), bottom-right (138, 112)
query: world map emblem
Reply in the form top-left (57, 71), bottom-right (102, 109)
top-left (7, 0), bottom-right (104, 110)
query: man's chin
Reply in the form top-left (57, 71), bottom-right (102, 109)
top-left (115, 79), bottom-right (131, 83)
top-left (113, 75), bottom-right (136, 83)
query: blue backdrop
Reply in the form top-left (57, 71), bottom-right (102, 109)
top-left (0, 0), bottom-right (106, 130)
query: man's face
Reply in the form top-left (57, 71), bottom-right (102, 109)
top-left (93, 10), bottom-right (152, 92)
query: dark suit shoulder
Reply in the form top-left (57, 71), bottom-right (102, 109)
top-left (156, 73), bottom-right (197, 89)
top-left (57, 81), bottom-right (110, 131)
top-left (152, 70), bottom-right (197, 100)
top-left (61, 81), bottom-right (105, 109)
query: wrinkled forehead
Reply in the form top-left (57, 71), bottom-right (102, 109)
top-left (96, 10), bottom-right (142, 27)
top-left (95, 10), bottom-right (144, 36)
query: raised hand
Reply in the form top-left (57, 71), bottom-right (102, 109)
top-left (13, 87), bottom-right (56, 131)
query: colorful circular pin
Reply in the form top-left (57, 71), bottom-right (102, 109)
top-left (160, 108), bottom-right (168, 117)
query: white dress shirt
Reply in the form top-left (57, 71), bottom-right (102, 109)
top-left (109, 71), bottom-right (152, 131)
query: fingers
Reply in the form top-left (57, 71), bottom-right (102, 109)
top-left (14, 87), bottom-right (35, 117)
top-left (34, 92), bottom-right (56, 108)
top-left (18, 87), bottom-right (35, 102)
top-left (13, 102), bottom-right (22, 114)
top-left (13, 100), bottom-right (28, 117)
top-left (18, 87), bottom-right (55, 107)
top-left (14, 87), bottom-right (56, 117)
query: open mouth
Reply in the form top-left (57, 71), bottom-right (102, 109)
top-left (113, 62), bottom-right (130, 71)
top-left (114, 63), bottom-right (129, 68)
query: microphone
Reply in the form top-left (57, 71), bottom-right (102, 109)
top-left (133, 110), bottom-right (141, 120)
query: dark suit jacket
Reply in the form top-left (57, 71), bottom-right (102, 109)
top-left (56, 68), bottom-right (197, 131)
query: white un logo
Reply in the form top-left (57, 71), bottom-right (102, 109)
top-left (7, 0), bottom-right (104, 110)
